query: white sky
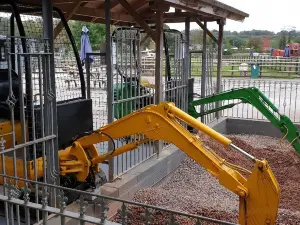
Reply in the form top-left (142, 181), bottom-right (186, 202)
top-left (168, 0), bottom-right (299, 32)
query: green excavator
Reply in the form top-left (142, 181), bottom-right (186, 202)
top-left (188, 87), bottom-right (300, 155)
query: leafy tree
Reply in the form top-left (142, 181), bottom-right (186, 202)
top-left (68, 21), bottom-right (105, 50)
top-left (190, 29), bottom-right (202, 45)
top-left (228, 37), bottom-right (247, 49)
top-left (223, 39), bottom-right (232, 55)
top-left (248, 37), bottom-right (262, 52)
top-left (279, 34), bottom-right (287, 49)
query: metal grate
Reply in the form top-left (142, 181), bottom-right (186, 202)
top-left (221, 78), bottom-right (300, 123)
top-left (191, 48), bottom-right (219, 124)
top-left (0, 36), bottom-right (58, 223)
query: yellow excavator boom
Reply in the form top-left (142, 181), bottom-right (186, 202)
top-left (1, 102), bottom-right (280, 225)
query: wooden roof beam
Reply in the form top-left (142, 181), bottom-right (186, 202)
top-left (117, 0), bottom-right (155, 41)
top-left (143, 12), bottom-right (218, 23)
top-left (57, 5), bottom-right (134, 22)
top-left (164, 0), bottom-right (248, 21)
top-left (196, 18), bottom-right (218, 43)
top-left (54, 0), bottom-right (82, 39)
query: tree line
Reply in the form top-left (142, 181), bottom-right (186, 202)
top-left (191, 28), bottom-right (300, 55)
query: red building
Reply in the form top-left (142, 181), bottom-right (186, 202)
top-left (262, 36), bottom-right (271, 52)
top-left (288, 43), bottom-right (300, 56)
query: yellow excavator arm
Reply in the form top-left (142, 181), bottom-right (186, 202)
top-left (2, 102), bottom-right (280, 225)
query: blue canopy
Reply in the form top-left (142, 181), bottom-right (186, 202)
top-left (80, 26), bottom-right (93, 62)
top-left (284, 45), bottom-right (290, 57)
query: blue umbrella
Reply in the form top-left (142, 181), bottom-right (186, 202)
top-left (80, 25), bottom-right (93, 63)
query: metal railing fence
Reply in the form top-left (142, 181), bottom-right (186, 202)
top-left (190, 55), bottom-right (300, 78)
top-left (0, 36), bottom-right (231, 225)
top-left (0, 37), bottom-right (59, 223)
top-left (221, 79), bottom-right (300, 123)
top-left (192, 78), bottom-right (300, 124)
top-left (84, 28), bottom-right (189, 181)
top-left (0, 176), bottom-right (238, 225)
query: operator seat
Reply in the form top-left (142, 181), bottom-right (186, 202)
top-left (0, 69), bottom-right (23, 120)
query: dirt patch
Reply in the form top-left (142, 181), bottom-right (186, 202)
top-left (113, 135), bottom-right (300, 224)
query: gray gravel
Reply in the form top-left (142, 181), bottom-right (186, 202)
top-left (133, 157), bottom-right (239, 222)
top-left (131, 134), bottom-right (300, 224)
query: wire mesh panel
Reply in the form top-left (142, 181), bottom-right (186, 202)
top-left (84, 28), bottom-right (156, 179)
top-left (0, 5), bottom-right (85, 102)
top-left (191, 48), bottom-right (218, 124)
top-left (163, 30), bottom-right (187, 112)
top-left (111, 27), bottom-right (155, 178)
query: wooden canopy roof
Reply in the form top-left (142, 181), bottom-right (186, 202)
top-left (15, 0), bottom-right (249, 25)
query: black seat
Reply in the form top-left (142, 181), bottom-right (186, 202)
top-left (0, 69), bottom-right (22, 119)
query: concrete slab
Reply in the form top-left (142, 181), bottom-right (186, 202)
top-left (226, 118), bottom-right (300, 136)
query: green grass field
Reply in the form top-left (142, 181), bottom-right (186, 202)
top-left (190, 64), bottom-right (300, 79)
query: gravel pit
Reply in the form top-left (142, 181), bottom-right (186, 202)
top-left (113, 135), bottom-right (300, 224)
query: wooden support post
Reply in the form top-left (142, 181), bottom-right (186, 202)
top-left (185, 17), bottom-right (190, 79)
top-left (196, 19), bottom-right (218, 44)
top-left (105, 0), bottom-right (114, 182)
top-left (155, 11), bottom-right (163, 104)
top-left (216, 19), bottom-right (224, 119)
top-left (154, 2), bottom-right (164, 154)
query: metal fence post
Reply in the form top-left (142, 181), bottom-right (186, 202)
top-left (154, 5), bottom-right (164, 155)
top-left (185, 17), bottom-right (190, 113)
top-left (42, 0), bottom-right (59, 206)
top-left (105, 0), bottom-right (114, 181)
top-left (85, 55), bottom-right (91, 99)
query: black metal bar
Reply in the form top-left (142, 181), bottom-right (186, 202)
top-left (163, 32), bottom-right (171, 82)
top-left (53, 6), bottom-right (86, 99)
top-left (197, 103), bottom-right (239, 117)
top-left (10, 14), bottom-right (15, 70)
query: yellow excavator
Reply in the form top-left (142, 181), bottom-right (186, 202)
top-left (1, 102), bottom-right (279, 225)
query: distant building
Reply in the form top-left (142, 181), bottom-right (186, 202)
top-left (288, 43), bottom-right (300, 56)
top-left (271, 43), bottom-right (300, 57)
top-left (262, 36), bottom-right (271, 52)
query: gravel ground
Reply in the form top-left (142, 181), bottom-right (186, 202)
top-left (113, 134), bottom-right (300, 224)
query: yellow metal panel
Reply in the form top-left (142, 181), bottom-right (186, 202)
top-left (0, 120), bottom-right (25, 149)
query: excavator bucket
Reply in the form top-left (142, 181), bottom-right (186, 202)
top-left (240, 160), bottom-right (280, 225)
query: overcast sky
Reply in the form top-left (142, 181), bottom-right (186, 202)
top-left (168, 0), bottom-right (299, 32)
